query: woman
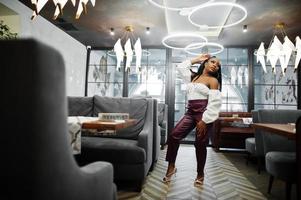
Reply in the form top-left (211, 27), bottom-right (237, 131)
top-left (163, 54), bottom-right (222, 187)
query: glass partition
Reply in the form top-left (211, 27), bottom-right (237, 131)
top-left (254, 55), bottom-right (298, 110)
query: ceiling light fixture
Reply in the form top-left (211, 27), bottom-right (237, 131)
top-left (188, 2), bottom-right (247, 29)
top-left (243, 25), bottom-right (247, 33)
top-left (162, 33), bottom-right (208, 50)
top-left (255, 22), bottom-right (301, 74)
top-left (147, 0), bottom-right (212, 11)
top-left (107, 25), bottom-right (150, 72)
top-left (110, 28), bottom-right (115, 35)
top-left (30, 0), bottom-right (96, 20)
top-left (146, 27), bottom-right (150, 35)
top-left (184, 42), bottom-right (224, 56)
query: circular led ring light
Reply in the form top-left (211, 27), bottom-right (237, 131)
top-left (162, 33), bottom-right (208, 50)
top-left (188, 2), bottom-right (247, 29)
top-left (147, 0), bottom-right (212, 11)
top-left (184, 42), bottom-right (224, 55)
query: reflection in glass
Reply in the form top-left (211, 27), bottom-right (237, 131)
top-left (87, 83), bottom-right (122, 97)
top-left (228, 48), bottom-right (248, 65)
top-left (276, 86), bottom-right (297, 105)
top-left (254, 85), bottom-right (275, 104)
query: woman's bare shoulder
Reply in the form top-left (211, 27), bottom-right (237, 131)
top-left (208, 77), bottom-right (219, 89)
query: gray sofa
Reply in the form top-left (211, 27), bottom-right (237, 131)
top-left (68, 96), bottom-right (154, 191)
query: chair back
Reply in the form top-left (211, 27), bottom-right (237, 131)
top-left (252, 110), bottom-right (264, 157)
top-left (258, 109), bottom-right (301, 155)
top-left (1, 39), bottom-right (83, 199)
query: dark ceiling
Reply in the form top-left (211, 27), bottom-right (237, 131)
top-left (19, 0), bottom-right (301, 48)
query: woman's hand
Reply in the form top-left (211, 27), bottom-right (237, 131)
top-left (196, 120), bottom-right (207, 138)
top-left (191, 54), bottom-right (211, 65)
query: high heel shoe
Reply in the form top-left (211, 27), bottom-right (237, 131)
top-left (162, 168), bottom-right (177, 183)
top-left (194, 176), bottom-right (204, 187)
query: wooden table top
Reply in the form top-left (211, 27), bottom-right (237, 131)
top-left (82, 119), bottom-right (137, 131)
top-left (251, 123), bottom-right (296, 140)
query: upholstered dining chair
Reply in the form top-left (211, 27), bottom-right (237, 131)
top-left (258, 109), bottom-right (300, 200)
top-left (0, 39), bottom-right (116, 200)
top-left (245, 110), bottom-right (264, 174)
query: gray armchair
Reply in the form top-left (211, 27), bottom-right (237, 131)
top-left (0, 39), bottom-right (116, 200)
top-left (258, 109), bottom-right (300, 200)
top-left (158, 103), bottom-right (168, 150)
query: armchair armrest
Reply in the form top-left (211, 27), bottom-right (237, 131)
top-left (137, 99), bottom-right (154, 172)
top-left (137, 121), bottom-right (153, 166)
top-left (80, 161), bottom-right (116, 200)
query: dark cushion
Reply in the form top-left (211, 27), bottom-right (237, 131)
top-left (266, 151), bottom-right (296, 181)
top-left (81, 137), bottom-right (146, 164)
top-left (93, 96), bottom-right (148, 139)
top-left (245, 137), bottom-right (256, 154)
top-left (68, 97), bottom-right (93, 116)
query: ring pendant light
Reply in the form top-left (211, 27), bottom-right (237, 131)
top-left (147, 0), bottom-right (212, 11)
top-left (162, 33), bottom-right (208, 50)
top-left (184, 42), bottom-right (224, 55)
top-left (188, 2), bottom-right (247, 29)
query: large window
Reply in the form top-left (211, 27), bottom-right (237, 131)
top-left (254, 56), bottom-right (297, 109)
top-left (220, 48), bottom-right (249, 112)
top-left (87, 48), bottom-right (167, 103)
top-left (128, 49), bottom-right (167, 103)
top-left (87, 50), bottom-right (123, 97)
top-left (172, 48), bottom-right (249, 142)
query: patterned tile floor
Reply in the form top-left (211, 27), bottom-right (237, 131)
top-left (117, 145), bottom-right (295, 200)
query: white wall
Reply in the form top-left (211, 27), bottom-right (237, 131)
top-left (0, 0), bottom-right (87, 96)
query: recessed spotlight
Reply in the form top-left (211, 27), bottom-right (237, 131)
top-left (243, 25), bottom-right (247, 33)
top-left (146, 27), bottom-right (150, 35)
top-left (110, 28), bottom-right (115, 35)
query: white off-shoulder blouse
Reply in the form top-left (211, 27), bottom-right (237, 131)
top-left (177, 60), bottom-right (222, 124)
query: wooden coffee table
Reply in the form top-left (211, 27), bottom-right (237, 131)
top-left (81, 119), bottom-right (137, 136)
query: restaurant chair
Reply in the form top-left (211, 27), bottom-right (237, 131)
top-left (158, 103), bottom-right (168, 150)
top-left (296, 116), bottom-right (301, 200)
top-left (0, 39), bottom-right (116, 200)
top-left (245, 110), bottom-right (264, 174)
top-left (258, 109), bottom-right (300, 200)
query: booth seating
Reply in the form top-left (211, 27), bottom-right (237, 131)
top-left (68, 96), bottom-right (154, 191)
top-left (0, 39), bottom-right (116, 200)
top-left (245, 110), bottom-right (265, 174)
top-left (213, 112), bottom-right (254, 151)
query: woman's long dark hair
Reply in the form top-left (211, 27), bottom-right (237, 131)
top-left (190, 56), bottom-right (222, 91)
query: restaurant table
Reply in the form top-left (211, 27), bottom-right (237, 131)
top-left (67, 117), bottom-right (137, 154)
top-left (251, 123), bottom-right (296, 140)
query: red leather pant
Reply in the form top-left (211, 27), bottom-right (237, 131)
top-left (165, 99), bottom-right (213, 175)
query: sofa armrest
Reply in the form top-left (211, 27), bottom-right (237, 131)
top-left (80, 161), bottom-right (116, 200)
top-left (137, 99), bottom-right (154, 172)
